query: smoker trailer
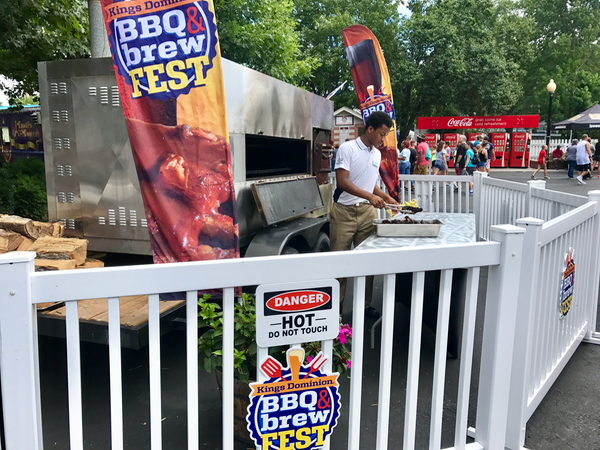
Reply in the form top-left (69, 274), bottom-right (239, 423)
top-left (38, 57), bottom-right (334, 258)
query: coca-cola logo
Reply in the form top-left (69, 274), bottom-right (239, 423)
top-left (447, 118), bottom-right (473, 127)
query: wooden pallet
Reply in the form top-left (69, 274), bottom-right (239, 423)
top-left (40, 295), bottom-right (184, 328)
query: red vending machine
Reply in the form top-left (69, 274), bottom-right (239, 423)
top-left (443, 133), bottom-right (458, 168)
top-left (468, 132), bottom-right (482, 143)
top-left (509, 132), bottom-right (530, 168)
top-left (490, 133), bottom-right (509, 167)
top-left (424, 133), bottom-right (440, 150)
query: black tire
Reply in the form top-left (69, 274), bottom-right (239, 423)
top-left (314, 232), bottom-right (330, 252)
top-left (281, 245), bottom-right (299, 255)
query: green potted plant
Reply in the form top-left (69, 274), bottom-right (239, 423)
top-left (197, 293), bottom-right (353, 443)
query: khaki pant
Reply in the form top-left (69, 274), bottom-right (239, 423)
top-left (415, 164), bottom-right (428, 175)
top-left (330, 202), bottom-right (378, 308)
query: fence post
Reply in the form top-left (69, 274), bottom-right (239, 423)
top-left (505, 218), bottom-right (544, 450)
top-left (0, 252), bottom-right (42, 450)
top-left (475, 224), bottom-right (525, 450)
top-left (585, 190), bottom-right (600, 340)
top-left (526, 180), bottom-right (546, 217)
top-left (473, 171), bottom-right (488, 241)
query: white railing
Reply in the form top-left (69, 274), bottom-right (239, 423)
top-left (505, 191), bottom-right (600, 449)
top-left (0, 228), bottom-right (525, 450)
top-left (398, 175), bottom-right (474, 214)
top-left (529, 187), bottom-right (588, 221)
top-left (530, 138), bottom-right (572, 162)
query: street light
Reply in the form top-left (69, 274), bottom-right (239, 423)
top-left (546, 79), bottom-right (556, 151)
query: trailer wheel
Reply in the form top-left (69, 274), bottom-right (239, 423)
top-left (281, 245), bottom-right (299, 255)
top-left (314, 232), bottom-right (330, 252)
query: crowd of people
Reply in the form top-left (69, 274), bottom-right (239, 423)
top-left (532, 135), bottom-right (599, 184)
top-left (397, 134), bottom-right (493, 194)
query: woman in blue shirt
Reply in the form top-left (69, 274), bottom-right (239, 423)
top-left (398, 140), bottom-right (412, 175)
top-left (464, 142), bottom-right (476, 194)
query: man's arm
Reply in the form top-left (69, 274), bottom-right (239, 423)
top-left (373, 185), bottom-right (398, 205)
top-left (336, 168), bottom-right (385, 208)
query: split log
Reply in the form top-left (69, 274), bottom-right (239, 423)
top-left (28, 236), bottom-right (88, 266)
top-left (34, 259), bottom-right (77, 270)
top-left (33, 221), bottom-right (55, 237)
top-left (52, 222), bottom-right (65, 238)
top-left (17, 237), bottom-right (34, 252)
top-left (0, 215), bottom-right (39, 239)
top-left (0, 230), bottom-right (25, 253)
top-left (77, 258), bottom-right (105, 269)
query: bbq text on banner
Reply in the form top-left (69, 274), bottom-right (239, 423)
top-left (100, 0), bottom-right (239, 266)
top-left (342, 25), bottom-right (399, 200)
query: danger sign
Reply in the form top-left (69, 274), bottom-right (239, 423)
top-left (256, 280), bottom-right (340, 347)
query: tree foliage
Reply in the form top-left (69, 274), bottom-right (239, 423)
top-left (0, 0), bottom-right (90, 106)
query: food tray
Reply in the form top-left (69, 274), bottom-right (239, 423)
top-left (373, 219), bottom-right (442, 237)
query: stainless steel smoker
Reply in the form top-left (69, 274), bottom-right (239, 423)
top-left (38, 57), bottom-right (334, 256)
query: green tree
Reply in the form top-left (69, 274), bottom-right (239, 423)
top-left (214, 0), bottom-right (318, 84)
top-left (510, 0), bottom-right (600, 123)
top-left (0, 0), bottom-right (90, 106)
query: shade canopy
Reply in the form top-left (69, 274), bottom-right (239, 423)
top-left (553, 104), bottom-right (600, 130)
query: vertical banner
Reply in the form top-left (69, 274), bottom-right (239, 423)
top-left (100, 0), bottom-right (239, 264)
top-left (342, 25), bottom-right (399, 200)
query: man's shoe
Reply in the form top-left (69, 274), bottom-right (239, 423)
top-left (530, 175), bottom-right (535, 179)
top-left (365, 306), bottom-right (381, 319)
top-left (577, 176), bottom-right (586, 185)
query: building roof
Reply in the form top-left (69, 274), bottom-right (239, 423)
top-left (0, 104), bottom-right (40, 114)
top-left (334, 106), bottom-right (362, 120)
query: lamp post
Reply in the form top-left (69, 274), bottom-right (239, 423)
top-left (546, 79), bottom-right (556, 151)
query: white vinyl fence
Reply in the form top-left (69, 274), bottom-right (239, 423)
top-left (506, 192), bottom-right (600, 449)
top-left (0, 229), bottom-right (525, 450)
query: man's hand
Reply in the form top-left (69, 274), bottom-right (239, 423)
top-left (369, 194), bottom-right (386, 209)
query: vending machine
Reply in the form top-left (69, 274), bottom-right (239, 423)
top-left (468, 132), bottom-right (482, 143)
top-left (509, 132), bottom-right (530, 168)
top-left (443, 133), bottom-right (458, 168)
top-left (424, 133), bottom-right (440, 150)
top-left (490, 133), bottom-right (509, 168)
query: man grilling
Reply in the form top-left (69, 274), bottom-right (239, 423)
top-left (331, 111), bottom-right (398, 319)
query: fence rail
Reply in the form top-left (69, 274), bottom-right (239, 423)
top-left (0, 229), bottom-right (526, 450)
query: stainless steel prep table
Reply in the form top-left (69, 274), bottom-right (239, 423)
top-left (356, 212), bottom-right (476, 357)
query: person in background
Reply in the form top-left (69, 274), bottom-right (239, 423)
top-left (433, 141), bottom-right (446, 175)
top-left (442, 141), bottom-right (451, 175)
top-left (330, 143), bottom-right (339, 171)
top-left (415, 135), bottom-right (429, 175)
top-left (464, 141), bottom-right (476, 194)
top-left (566, 139), bottom-right (578, 179)
top-left (455, 135), bottom-right (467, 176)
top-left (576, 135), bottom-right (592, 185)
top-left (482, 139), bottom-right (492, 174)
top-left (331, 111), bottom-right (398, 318)
top-left (398, 139), bottom-right (412, 179)
top-left (551, 145), bottom-right (563, 170)
top-left (409, 140), bottom-right (417, 175)
top-left (531, 144), bottom-right (548, 180)
top-left (476, 143), bottom-right (487, 172)
top-left (592, 141), bottom-right (600, 177)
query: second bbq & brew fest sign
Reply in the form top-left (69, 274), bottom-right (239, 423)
top-left (248, 280), bottom-right (341, 449)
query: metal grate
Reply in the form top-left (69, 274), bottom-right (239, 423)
top-left (54, 138), bottom-right (62, 150)
top-left (56, 165), bottom-right (64, 177)
top-left (65, 165), bottom-right (72, 177)
top-left (99, 217), bottom-right (106, 226)
top-left (67, 219), bottom-right (75, 230)
top-left (52, 111), bottom-right (60, 122)
top-left (50, 83), bottom-right (59, 95)
top-left (66, 192), bottom-right (74, 203)
top-left (100, 86), bottom-right (109, 105)
top-left (118, 207), bottom-right (127, 226)
top-left (59, 82), bottom-right (68, 94)
top-left (63, 138), bottom-right (71, 149)
top-left (129, 210), bottom-right (137, 227)
top-left (88, 86), bottom-right (97, 96)
top-left (59, 218), bottom-right (67, 226)
top-left (58, 192), bottom-right (66, 203)
top-left (108, 209), bottom-right (116, 226)
top-left (141, 219), bottom-right (148, 228)
top-left (111, 86), bottom-right (120, 107)
top-left (60, 110), bottom-right (69, 122)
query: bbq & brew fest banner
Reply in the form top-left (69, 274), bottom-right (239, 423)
top-left (100, 0), bottom-right (239, 267)
top-left (342, 25), bottom-right (399, 201)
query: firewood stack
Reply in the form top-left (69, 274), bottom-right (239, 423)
top-left (0, 214), bottom-right (104, 271)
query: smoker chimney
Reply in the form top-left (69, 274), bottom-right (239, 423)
top-left (88, 0), bottom-right (111, 58)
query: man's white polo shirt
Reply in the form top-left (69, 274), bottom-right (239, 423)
top-left (334, 137), bottom-right (381, 205)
